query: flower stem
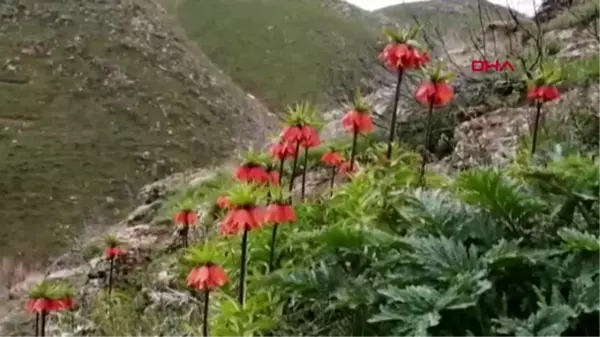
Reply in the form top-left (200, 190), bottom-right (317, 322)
top-left (349, 130), bottom-right (358, 171)
top-left (300, 147), bottom-right (309, 201)
top-left (40, 311), bottom-right (46, 337)
top-left (268, 224), bottom-right (279, 272)
top-left (386, 69), bottom-right (405, 160)
top-left (330, 166), bottom-right (336, 190)
top-left (108, 257), bottom-right (114, 297)
top-left (238, 227), bottom-right (249, 306)
top-left (202, 290), bottom-right (210, 337)
top-left (277, 157), bottom-right (285, 186)
top-left (287, 141), bottom-right (301, 200)
top-left (531, 101), bottom-right (542, 156)
top-left (182, 214), bottom-right (189, 248)
top-left (35, 312), bottom-right (39, 337)
top-left (418, 99), bottom-right (435, 186)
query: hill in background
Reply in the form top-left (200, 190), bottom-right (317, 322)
top-left (169, 0), bottom-right (390, 111)
top-left (376, 0), bottom-right (524, 46)
top-left (0, 0), bottom-right (275, 263)
top-left (0, 0), bottom-right (394, 264)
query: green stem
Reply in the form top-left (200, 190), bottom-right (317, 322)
top-left (202, 290), bottom-right (210, 337)
top-left (418, 99), bottom-right (435, 186)
top-left (531, 101), bottom-right (542, 156)
top-left (238, 228), bottom-right (249, 306)
top-left (268, 224), bottom-right (279, 272)
top-left (330, 166), bottom-right (336, 190)
top-left (349, 129), bottom-right (358, 171)
top-left (300, 146), bottom-right (309, 201)
top-left (386, 69), bottom-right (405, 160)
top-left (287, 142), bottom-right (301, 200)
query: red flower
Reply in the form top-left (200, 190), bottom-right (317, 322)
top-left (264, 203), bottom-right (296, 224)
top-left (342, 110), bottom-right (374, 134)
top-left (267, 169), bottom-right (280, 186)
top-left (282, 125), bottom-right (320, 148)
top-left (104, 247), bottom-right (127, 259)
top-left (186, 264), bottom-right (228, 291)
top-left (321, 150), bottom-right (345, 167)
top-left (282, 125), bottom-right (304, 144)
top-left (235, 164), bottom-right (270, 184)
top-left (339, 161), bottom-right (359, 175)
top-left (269, 140), bottom-right (297, 160)
top-left (174, 210), bottom-right (198, 226)
top-left (54, 297), bottom-right (74, 311)
top-left (527, 85), bottom-right (560, 102)
top-left (413, 81), bottom-right (454, 107)
top-left (216, 195), bottom-right (231, 209)
top-left (380, 43), bottom-right (429, 71)
top-left (26, 298), bottom-right (50, 313)
top-left (300, 126), bottom-right (321, 148)
top-left (220, 207), bottom-right (264, 236)
top-left (26, 297), bottom-right (73, 313)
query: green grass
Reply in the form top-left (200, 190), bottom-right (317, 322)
top-left (0, 0), bottom-right (271, 264)
top-left (174, 0), bottom-right (386, 111)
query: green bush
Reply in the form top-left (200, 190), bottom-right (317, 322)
top-left (161, 143), bottom-right (598, 336)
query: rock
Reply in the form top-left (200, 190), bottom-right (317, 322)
top-left (137, 168), bottom-right (218, 203)
top-left (144, 288), bottom-right (195, 310)
top-left (125, 200), bottom-right (162, 225)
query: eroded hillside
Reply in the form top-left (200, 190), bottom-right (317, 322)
top-left (0, 0), bottom-right (275, 263)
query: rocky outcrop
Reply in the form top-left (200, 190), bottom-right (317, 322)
top-left (534, 0), bottom-right (582, 23)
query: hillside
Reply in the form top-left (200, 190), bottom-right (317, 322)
top-left (168, 0), bottom-right (389, 111)
top-left (376, 0), bottom-right (522, 43)
top-left (0, 0), bottom-right (276, 264)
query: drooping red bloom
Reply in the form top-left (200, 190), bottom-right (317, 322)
top-left (174, 209), bottom-right (198, 226)
top-left (300, 126), bottom-right (321, 148)
top-left (220, 207), bottom-right (264, 236)
top-left (339, 161), bottom-right (359, 175)
top-left (186, 264), bottom-right (228, 291)
top-left (104, 246), bottom-right (127, 259)
top-left (321, 150), bottom-right (345, 167)
top-left (269, 140), bottom-right (297, 160)
top-left (282, 125), bottom-right (304, 144)
top-left (235, 164), bottom-right (270, 184)
top-left (266, 168), bottom-right (280, 186)
top-left (26, 297), bottom-right (73, 313)
top-left (216, 195), bottom-right (231, 209)
top-left (380, 43), bottom-right (430, 71)
top-left (26, 298), bottom-right (51, 313)
top-left (342, 110), bottom-right (374, 134)
top-left (264, 203), bottom-right (296, 224)
top-left (527, 85), bottom-right (560, 102)
top-left (413, 81), bottom-right (455, 107)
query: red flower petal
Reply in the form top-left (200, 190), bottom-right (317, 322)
top-left (207, 265), bottom-right (228, 289)
top-left (414, 81), bottom-right (454, 107)
top-left (321, 151), bottom-right (345, 167)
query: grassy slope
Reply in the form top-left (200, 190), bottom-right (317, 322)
top-left (172, 0), bottom-right (387, 111)
top-left (0, 0), bottom-right (274, 263)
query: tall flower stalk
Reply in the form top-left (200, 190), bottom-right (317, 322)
top-left (103, 235), bottom-right (127, 298)
top-left (265, 187), bottom-right (297, 271)
top-left (183, 246), bottom-right (228, 337)
top-left (525, 66), bottom-right (562, 155)
top-left (26, 281), bottom-right (73, 337)
top-left (341, 90), bottom-right (374, 172)
top-left (413, 62), bottom-right (455, 186)
top-left (219, 183), bottom-right (265, 306)
top-left (379, 25), bottom-right (430, 161)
